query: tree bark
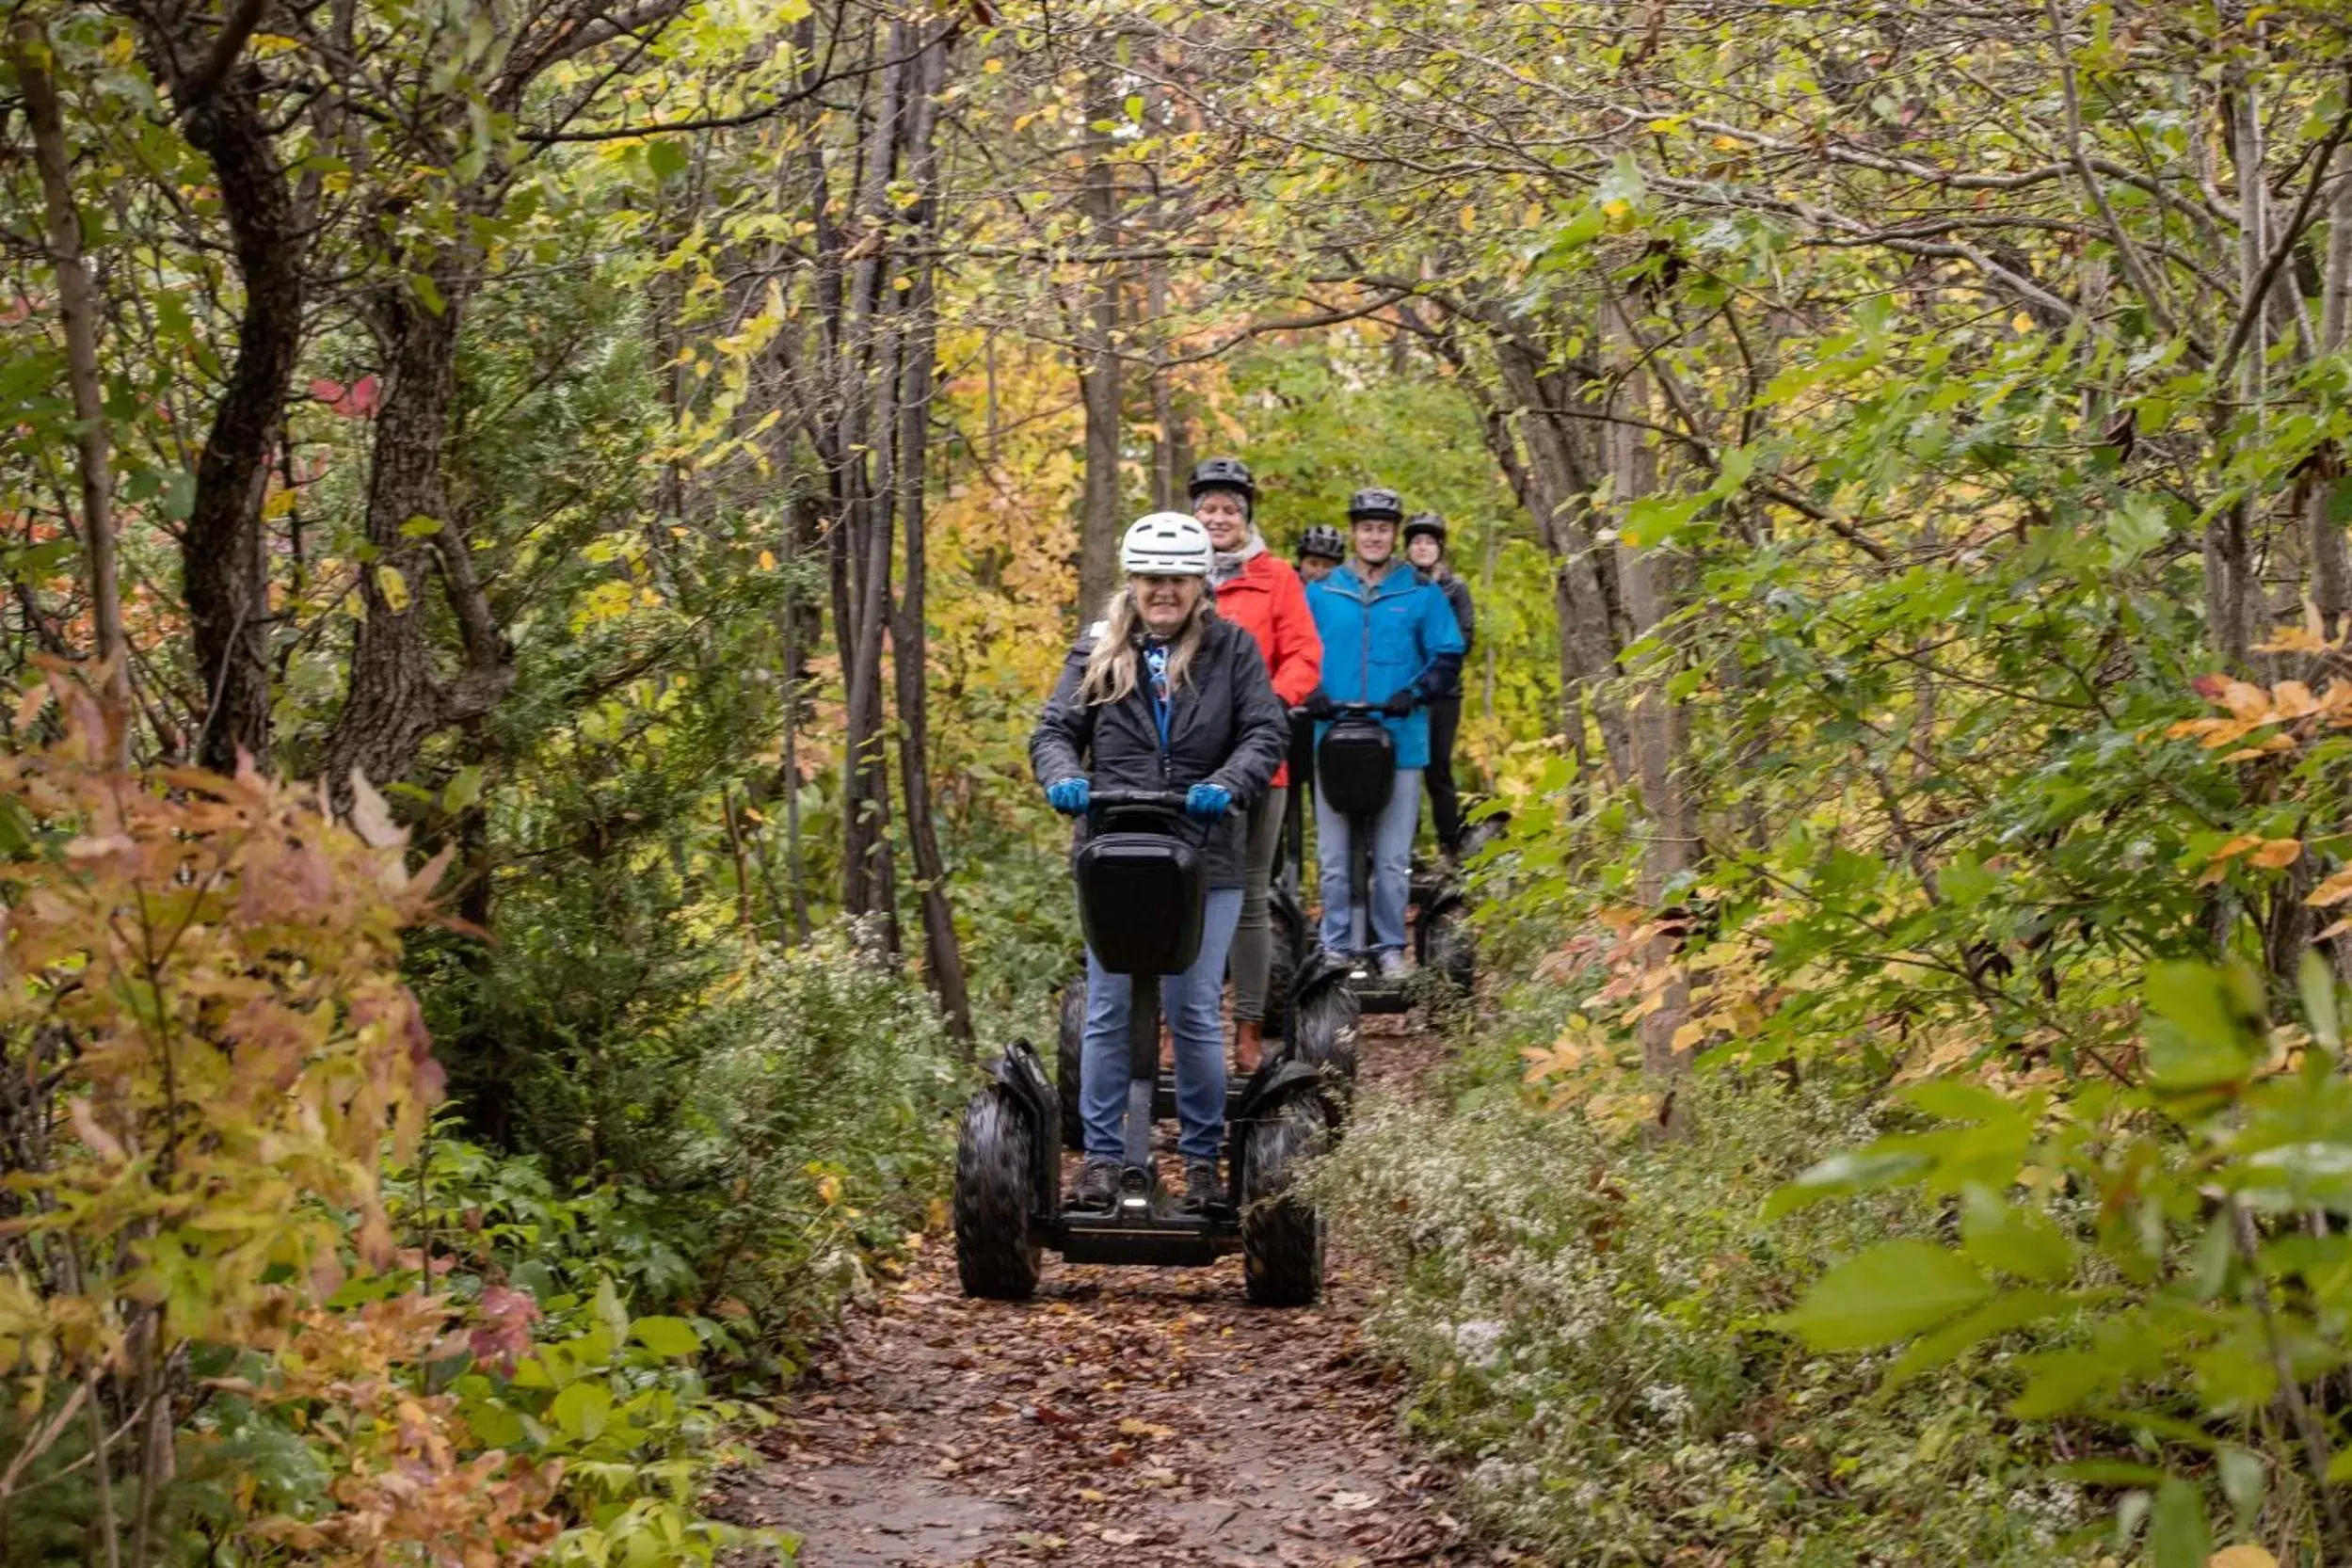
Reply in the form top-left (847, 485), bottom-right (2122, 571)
top-left (1491, 329), bottom-right (1633, 781)
top-left (323, 250), bottom-right (514, 802)
top-left (1076, 66), bottom-right (1123, 620)
top-left (11, 20), bottom-right (127, 747)
top-left (166, 58), bottom-right (301, 773)
top-left (2309, 147), bottom-right (2352, 646)
top-left (887, 29), bottom-right (972, 1044)
top-left (827, 27), bottom-right (906, 941)
top-left (1607, 306), bottom-right (1697, 1129)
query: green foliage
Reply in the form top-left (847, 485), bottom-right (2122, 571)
top-left (1771, 952), bottom-right (2352, 1561)
top-left (1317, 1073), bottom-right (2097, 1564)
top-left (423, 927), bottom-right (964, 1368)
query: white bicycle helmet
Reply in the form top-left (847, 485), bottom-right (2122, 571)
top-left (1119, 511), bottom-right (1213, 577)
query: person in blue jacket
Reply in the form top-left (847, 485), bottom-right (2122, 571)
top-left (1301, 486), bottom-right (1464, 976)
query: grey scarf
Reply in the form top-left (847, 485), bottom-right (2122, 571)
top-left (1209, 529), bottom-right (1267, 588)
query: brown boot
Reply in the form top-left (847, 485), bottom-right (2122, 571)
top-left (1159, 1021), bottom-right (1175, 1072)
top-left (1233, 1019), bottom-right (1263, 1076)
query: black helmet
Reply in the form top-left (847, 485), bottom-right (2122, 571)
top-left (1297, 524), bottom-right (1346, 562)
top-left (1347, 486), bottom-right (1403, 521)
top-left (1188, 456), bottom-right (1256, 509)
top-left (1403, 512), bottom-right (1448, 545)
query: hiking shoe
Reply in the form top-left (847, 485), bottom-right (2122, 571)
top-left (1376, 949), bottom-right (1412, 981)
top-left (1074, 1157), bottom-right (1120, 1210)
top-left (1181, 1160), bottom-right (1221, 1211)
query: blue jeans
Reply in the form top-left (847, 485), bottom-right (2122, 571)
top-left (1315, 768), bottom-right (1421, 954)
top-left (1081, 885), bottom-right (1242, 1163)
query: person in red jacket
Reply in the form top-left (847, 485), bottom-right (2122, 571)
top-left (1192, 456), bottom-right (1321, 1072)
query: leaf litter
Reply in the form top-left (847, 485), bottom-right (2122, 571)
top-left (723, 1017), bottom-right (1532, 1567)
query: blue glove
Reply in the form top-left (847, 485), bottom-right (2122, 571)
top-left (1047, 777), bottom-right (1090, 816)
top-left (1184, 783), bottom-right (1232, 822)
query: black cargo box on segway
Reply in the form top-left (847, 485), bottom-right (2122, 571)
top-left (955, 791), bottom-right (1336, 1305)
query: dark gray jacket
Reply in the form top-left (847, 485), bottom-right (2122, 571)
top-left (1030, 612), bottom-right (1288, 888)
top-left (1418, 569), bottom-right (1475, 695)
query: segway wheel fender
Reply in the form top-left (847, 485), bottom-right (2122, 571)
top-left (954, 1089), bottom-right (1042, 1300)
top-left (1241, 1097), bottom-right (1329, 1306)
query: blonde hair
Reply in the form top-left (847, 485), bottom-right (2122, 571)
top-left (1078, 586), bottom-right (1210, 705)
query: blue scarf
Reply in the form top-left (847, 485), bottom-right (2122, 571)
top-left (1144, 640), bottom-right (1173, 753)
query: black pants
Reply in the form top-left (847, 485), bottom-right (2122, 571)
top-left (1424, 693), bottom-right (1464, 852)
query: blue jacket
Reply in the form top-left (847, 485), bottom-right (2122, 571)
top-left (1305, 562), bottom-right (1465, 770)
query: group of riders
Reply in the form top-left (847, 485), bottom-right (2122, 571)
top-left (1028, 458), bottom-right (1478, 1217)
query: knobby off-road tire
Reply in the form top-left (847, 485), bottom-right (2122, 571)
top-left (954, 1091), bottom-right (1041, 1300)
top-left (1241, 1098), bottom-right (1329, 1306)
top-left (1055, 982), bottom-right (1086, 1151)
top-left (1418, 904), bottom-right (1475, 998)
top-left (1289, 977), bottom-right (1359, 1090)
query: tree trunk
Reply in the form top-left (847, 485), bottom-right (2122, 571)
top-left (11, 20), bottom-right (127, 748)
top-left (1076, 66), bottom-right (1123, 620)
top-left (888, 27), bottom-right (971, 1043)
top-left (2309, 147), bottom-right (2352, 646)
top-left (1491, 330), bottom-right (1633, 781)
top-left (779, 495), bottom-right (817, 946)
top-left (167, 67), bottom-right (302, 773)
top-left (1607, 310), bottom-right (1697, 1130)
top-left (323, 250), bottom-right (514, 802)
top-left (827, 22), bottom-right (904, 939)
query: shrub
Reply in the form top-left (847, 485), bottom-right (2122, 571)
top-left (1320, 1072), bottom-right (2099, 1565)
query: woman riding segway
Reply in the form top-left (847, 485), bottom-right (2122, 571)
top-left (1301, 488), bottom-right (1464, 977)
top-left (1192, 456), bottom-right (1321, 1074)
top-left (1032, 513), bottom-right (1289, 1215)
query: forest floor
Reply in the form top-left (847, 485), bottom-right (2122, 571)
top-left (725, 1015), bottom-right (1523, 1568)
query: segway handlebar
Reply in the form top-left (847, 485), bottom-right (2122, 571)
top-left (1289, 698), bottom-right (1419, 719)
top-left (1086, 788), bottom-right (1192, 812)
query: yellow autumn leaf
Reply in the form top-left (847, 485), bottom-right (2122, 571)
top-left (815, 1172), bottom-right (842, 1205)
top-left (1459, 204), bottom-right (1477, 232)
top-left (2011, 312), bottom-right (2034, 332)
top-left (2308, 867), bottom-right (2352, 908)
top-left (758, 549), bottom-right (777, 570)
top-left (376, 564), bottom-right (410, 614)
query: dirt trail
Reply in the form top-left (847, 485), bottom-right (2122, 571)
top-left (729, 1018), bottom-right (1512, 1568)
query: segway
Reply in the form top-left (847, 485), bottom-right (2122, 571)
top-left (1314, 704), bottom-right (1416, 1014)
top-left (958, 790), bottom-right (1335, 1305)
top-left (1052, 734), bottom-right (1324, 1146)
top-left (1283, 707), bottom-right (1363, 1085)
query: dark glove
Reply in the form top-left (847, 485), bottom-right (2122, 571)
top-left (1301, 692), bottom-right (1337, 721)
top-left (1382, 689), bottom-right (1417, 718)
top-left (1046, 777), bottom-right (1090, 816)
top-left (1184, 782), bottom-right (1232, 822)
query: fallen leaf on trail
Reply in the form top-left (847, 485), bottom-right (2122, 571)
top-left (1328, 1490), bottom-right (1381, 1512)
top-left (2208, 1549), bottom-right (2278, 1568)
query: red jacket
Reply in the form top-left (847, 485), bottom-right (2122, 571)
top-left (1214, 550), bottom-right (1321, 787)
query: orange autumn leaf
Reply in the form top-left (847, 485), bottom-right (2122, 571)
top-left (2308, 867), bottom-right (2352, 908)
top-left (2248, 839), bottom-right (2304, 869)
